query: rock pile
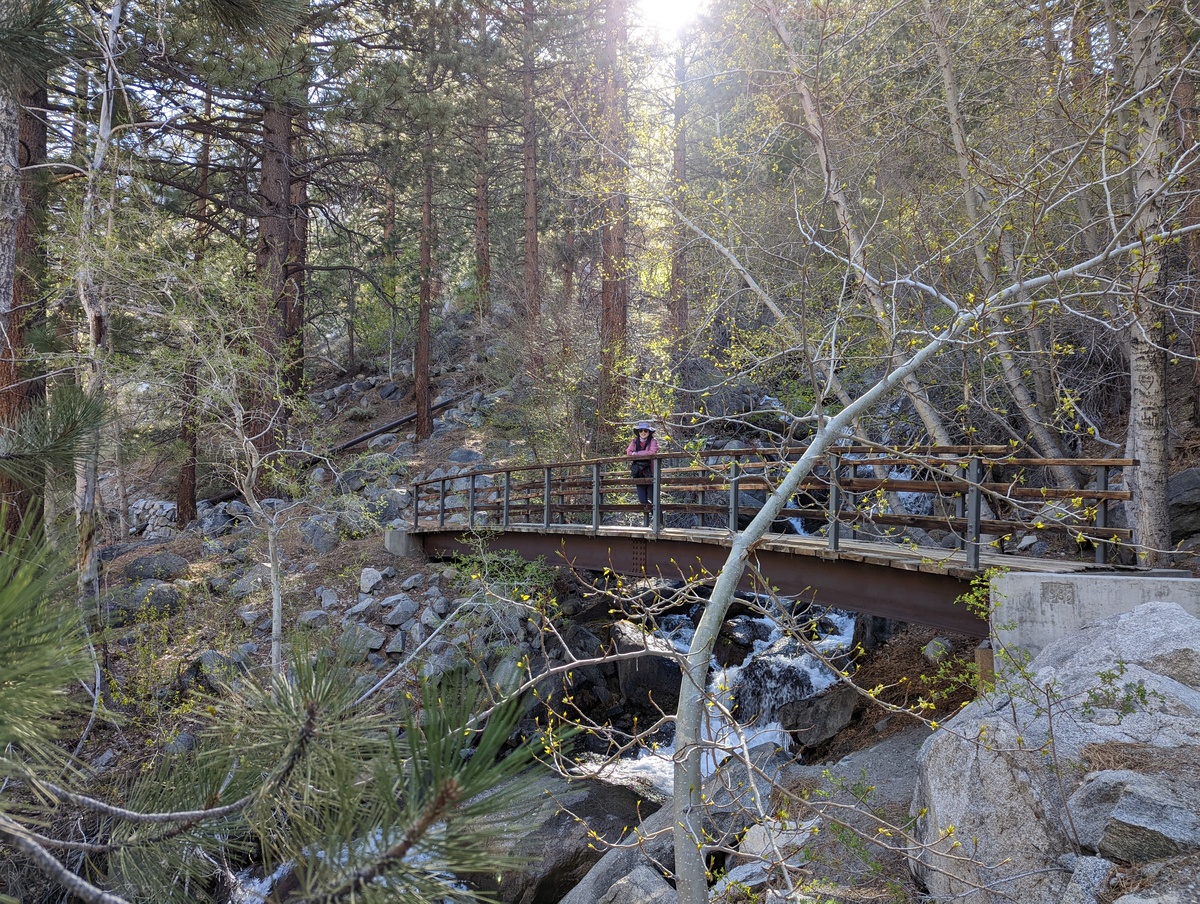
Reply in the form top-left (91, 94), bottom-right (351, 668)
top-left (127, 498), bottom-right (178, 539)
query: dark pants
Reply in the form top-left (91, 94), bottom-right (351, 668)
top-left (635, 481), bottom-right (651, 506)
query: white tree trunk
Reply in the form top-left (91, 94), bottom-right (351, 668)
top-left (672, 301), bottom-right (983, 902)
top-left (1125, 0), bottom-right (1172, 564)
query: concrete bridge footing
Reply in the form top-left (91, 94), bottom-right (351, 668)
top-left (990, 571), bottom-right (1200, 676)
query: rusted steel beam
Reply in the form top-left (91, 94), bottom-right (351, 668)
top-left (417, 530), bottom-right (984, 635)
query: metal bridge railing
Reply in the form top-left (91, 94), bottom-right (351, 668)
top-left (410, 446), bottom-right (1136, 566)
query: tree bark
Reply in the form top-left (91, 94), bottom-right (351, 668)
top-left (922, 0), bottom-right (1079, 488)
top-left (761, 1), bottom-right (956, 452)
top-left (177, 88), bottom-right (212, 529)
top-left (597, 0), bottom-right (628, 441)
top-left (415, 146), bottom-right (434, 441)
top-left (473, 6), bottom-right (491, 311)
top-left (668, 42), bottom-right (688, 358)
top-left (1124, 0), bottom-right (1171, 565)
top-left (521, 0), bottom-right (541, 375)
top-left (672, 295), bottom-right (991, 904)
top-left (75, 0), bottom-right (125, 599)
top-left (252, 96), bottom-right (292, 464)
top-left (0, 89), bottom-right (24, 530)
top-left (283, 109), bottom-right (307, 400)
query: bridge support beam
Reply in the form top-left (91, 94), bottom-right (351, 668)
top-left (418, 529), bottom-right (986, 636)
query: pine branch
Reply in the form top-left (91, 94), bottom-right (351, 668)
top-left (310, 779), bottom-right (463, 904)
top-left (0, 816), bottom-right (129, 904)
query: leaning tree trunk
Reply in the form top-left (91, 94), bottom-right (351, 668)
top-left (922, 0), bottom-right (1079, 488)
top-left (75, 0), bottom-right (126, 600)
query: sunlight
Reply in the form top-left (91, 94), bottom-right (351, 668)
top-left (635, 0), bottom-right (705, 38)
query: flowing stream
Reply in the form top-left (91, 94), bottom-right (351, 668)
top-left (580, 606), bottom-right (856, 795)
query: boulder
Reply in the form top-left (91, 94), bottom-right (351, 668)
top-left (464, 772), bottom-right (659, 904)
top-left (99, 580), bottom-right (181, 627)
top-left (610, 620), bottom-right (681, 713)
top-left (559, 744), bottom-right (796, 904)
top-left (596, 865), bottom-right (675, 903)
top-left (1059, 855), bottom-right (1114, 904)
top-left (366, 433), bottom-right (397, 450)
top-left (1168, 467), bottom-right (1200, 542)
top-left (382, 593), bottom-right (420, 626)
top-left (360, 567), bottom-right (385, 594)
top-left (230, 564), bottom-right (273, 599)
top-left (124, 551), bottom-right (189, 582)
top-left (909, 601), bottom-right (1200, 903)
top-left (1068, 769), bottom-right (1200, 862)
top-left (339, 624), bottom-right (386, 658)
top-left (300, 514), bottom-right (339, 555)
top-left (298, 610), bottom-right (330, 629)
top-left (776, 682), bottom-right (858, 749)
top-left (362, 487), bottom-right (407, 523)
top-left (343, 597), bottom-right (381, 623)
top-left (196, 503), bottom-right (234, 538)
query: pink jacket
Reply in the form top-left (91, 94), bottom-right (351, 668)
top-left (626, 437), bottom-right (659, 457)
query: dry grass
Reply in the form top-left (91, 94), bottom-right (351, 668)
top-left (808, 626), bottom-right (983, 764)
top-left (1082, 740), bottom-right (1200, 776)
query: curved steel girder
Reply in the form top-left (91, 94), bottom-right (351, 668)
top-left (418, 530), bottom-right (984, 635)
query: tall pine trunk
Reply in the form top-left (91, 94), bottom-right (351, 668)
top-left (252, 96), bottom-right (292, 467)
top-left (283, 111), bottom-right (307, 399)
top-left (415, 143), bottom-right (434, 441)
top-left (521, 0), bottom-right (540, 341)
top-left (597, 0), bottom-right (628, 442)
top-left (668, 43), bottom-right (688, 361)
top-left (0, 89), bottom-right (22, 529)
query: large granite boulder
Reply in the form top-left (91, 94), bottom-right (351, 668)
top-left (559, 745), bottom-right (798, 904)
top-left (464, 771), bottom-right (659, 903)
top-left (124, 551), bottom-right (189, 582)
top-left (99, 580), bottom-right (182, 627)
top-left (609, 620), bottom-right (681, 714)
top-left (1168, 466), bottom-right (1200, 543)
top-left (909, 601), bottom-right (1200, 902)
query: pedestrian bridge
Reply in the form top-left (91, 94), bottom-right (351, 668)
top-left (406, 445), bottom-right (1139, 635)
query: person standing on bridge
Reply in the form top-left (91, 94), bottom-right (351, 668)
top-left (627, 421), bottom-right (659, 525)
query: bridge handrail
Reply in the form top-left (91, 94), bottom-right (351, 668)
top-left (410, 446), bottom-right (1137, 567)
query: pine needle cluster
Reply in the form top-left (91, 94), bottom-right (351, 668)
top-left (0, 518), bottom-right (552, 903)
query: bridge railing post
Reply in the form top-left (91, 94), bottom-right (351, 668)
top-left (729, 459), bottom-right (740, 530)
top-left (592, 462), bottom-right (601, 532)
top-left (468, 474), bottom-right (477, 528)
top-left (652, 457), bottom-right (661, 533)
top-left (1095, 465), bottom-right (1109, 564)
top-left (828, 452), bottom-right (841, 551)
top-left (411, 482), bottom-right (419, 530)
top-left (955, 487), bottom-right (965, 551)
top-left (503, 471), bottom-right (511, 527)
top-left (438, 479), bottom-right (447, 528)
top-left (543, 468), bottom-right (552, 528)
top-left (966, 456), bottom-right (982, 569)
